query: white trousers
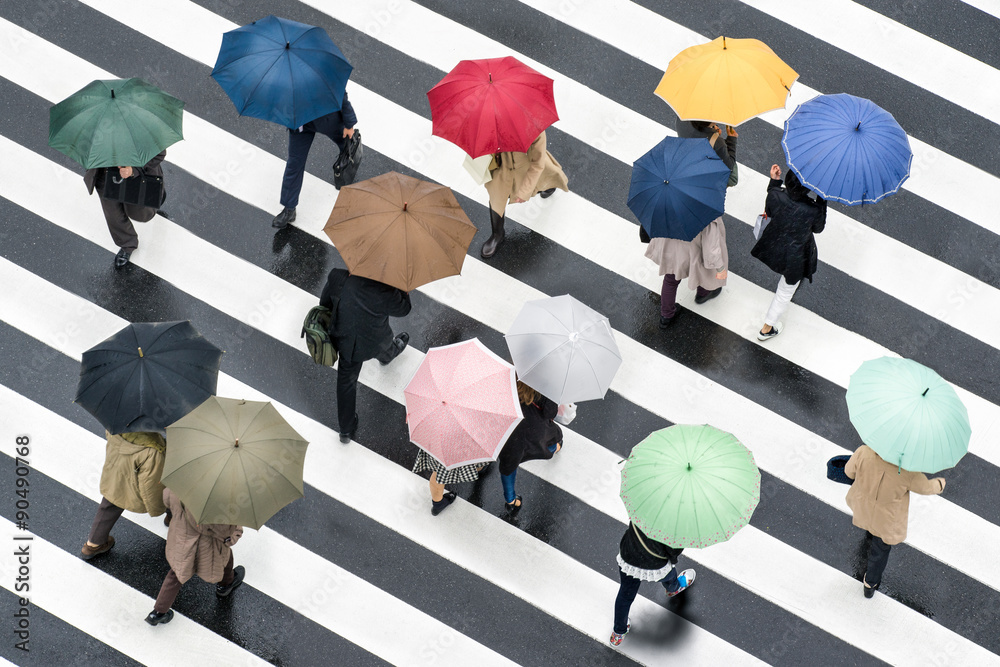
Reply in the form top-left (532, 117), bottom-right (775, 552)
top-left (764, 276), bottom-right (800, 326)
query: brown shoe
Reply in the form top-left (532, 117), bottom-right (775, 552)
top-left (81, 536), bottom-right (115, 560)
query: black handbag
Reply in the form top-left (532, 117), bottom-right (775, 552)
top-left (333, 130), bottom-right (363, 190)
top-left (101, 168), bottom-right (163, 209)
top-left (827, 455), bottom-right (854, 485)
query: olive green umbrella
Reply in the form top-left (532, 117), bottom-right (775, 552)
top-left (846, 357), bottom-right (970, 473)
top-left (620, 424), bottom-right (760, 549)
top-left (48, 78), bottom-right (184, 170)
top-left (163, 397), bottom-right (308, 530)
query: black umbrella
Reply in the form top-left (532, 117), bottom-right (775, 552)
top-left (74, 321), bottom-right (223, 434)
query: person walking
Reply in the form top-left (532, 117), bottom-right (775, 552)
top-left (84, 151), bottom-right (166, 269)
top-left (146, 488), bottom-right (245, 626)
top-left (272, 95), bottom-right (358, 229)
top-left (844, 444), bottom-right (946, 597)
top-left (497, 381), bottom-right (562, 513)
top-left (319, 267), bottom-right (410, 444)
top-left (480, 130), bottom-right (569, 258)
top-left (80, 431), bottom-right (169, 560)
top-left (411, 453), bottom-right (488, 516)
top-left (610, 521), bottom-right (695, 646)
top-left (676, 120), bottom-right (737, 180)
top-left (751, 164), bottom-right (827, 341)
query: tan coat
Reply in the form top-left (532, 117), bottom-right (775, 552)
top-left (163, 488), bottom-right (243, 584)
top-left (485, 131), bottom-right (569, 217)
top-left (99, 432), bottom-right (167, 517)
top-left (644, 217), bottom-right (728, 291)
top-left (845, 445), bottom-right (945, 545)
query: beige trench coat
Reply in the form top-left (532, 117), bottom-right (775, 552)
top-left (644, 217), bottom-right (728, 291)
top-left (484, 131), bottom-right (569, 217)
top-left (99, 432), bottom-right (167, 517)
top-left (845, 445), bottom-right (945, 545)
top-left (163, 488), bottom-right (243, 584)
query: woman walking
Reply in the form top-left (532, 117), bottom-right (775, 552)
top-left (481, 130), bottom-right (569, 258)
top-left (412, 452), bottom-right (488, 517)
top-left (844, 444), bottom-right (946, 597)
top-left (497, 381), bottom-right (563, 513)
top-left (750, 164), bottom-right (827, 341)
top-left (610, 522), bottom-right (695, 646)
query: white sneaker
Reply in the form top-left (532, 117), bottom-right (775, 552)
top-left (757, 322), bottom-right (783, 341)
top-left (667, 569), bottom-right (696, 597)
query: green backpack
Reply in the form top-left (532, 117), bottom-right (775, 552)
top-left (301, 305), bottom-right (338, 366)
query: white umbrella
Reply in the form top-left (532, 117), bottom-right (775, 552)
top-left (505, 295), bottom-right (622, 404)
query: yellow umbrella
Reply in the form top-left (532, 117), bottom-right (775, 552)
top-left (654, 36), bottom-right (798, 126)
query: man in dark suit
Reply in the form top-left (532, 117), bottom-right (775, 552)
top-left (273, 93), bottom-right (358, 229)
top-left (320, 268), bottom-right (410, 443)
top-left (84, 151), bottom-right (166, 268)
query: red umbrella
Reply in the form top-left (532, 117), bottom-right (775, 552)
top-left (427, 56), bottom-right (559, 158)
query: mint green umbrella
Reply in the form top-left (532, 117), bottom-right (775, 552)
top-left (620, 425), bottom-right (760, 549)
top-left (48, 78), bottom-right (184, 169)
top-left (846, 357), bottom-right (970, 473)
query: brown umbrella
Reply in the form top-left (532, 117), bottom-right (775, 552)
top-left (324, 171), bottom-right (477, 292)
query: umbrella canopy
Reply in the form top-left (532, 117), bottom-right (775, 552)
top-left (782, 93), bottom-right (912, 206)
top-left (628, 136), bottom-right (731, 241)
top-left (621, 425), bottom-right (761, 549)
top-left (505, 295), bottom-right (622, 404)
top-left (48, 78), bottom-right (184, 170)
top-left (427, 56), bottom-right (559, 157)
top-left (74, 321), bottom-right (222, 434)
top-left (324, 171), bottom-right (477, 292)
top-left (163, 397), bottom-right (309, 529)
top-left (211, 15), bottom-right (353, 129)
top-left (846, 357), bottom-right (970, 473)
top-left (654, 37), bottom-right (798, 126)
top-left (404, 339), bottom-right (522, 469)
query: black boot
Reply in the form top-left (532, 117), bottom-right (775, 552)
top-left (480, 208), bottom-right (505, 259)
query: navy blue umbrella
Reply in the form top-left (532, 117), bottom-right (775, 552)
top-left (627, 136), bottom-right (730, 241)
top-left (74, 321), bottom-right (223, 434)
top-left (782, 94), bottom-right (912, 206)
top-left (211, 15), bottom-right (353, 129)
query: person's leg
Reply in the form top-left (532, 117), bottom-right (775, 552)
top-left (660, 566), bottom-right (680, 594)
top-left (660, 274), bottom-right (681, 319)
top-left (375, 332), bottom-right (409, 365)
top-left (153, 569), bottom-right (182, 614)
top-left (220, 551), bottom-right (235, 586)
top-left (124, 203), bottom-right (157, 223)
top-left (100, 197), bottom-right (138, 250)
top-left (481, 206), bottom-right (506, 259)
top-left (280, 130), bottom-right (316, 209)
top-left (865, 532), bottom-right (892, 588)
top-left (429, 471), bottom-right (445, 502)
top-left (762, 276), bottom-right (800, 332)
top-left (612, 569), bottom-right (642, 635)
top-left (336, 358), bottom-right (363, 439)
top-left (86, 497), bottom-right (124, 547)
top-left (430, 471), bottom-right (457, 515)
top-left (500, 470), bottom-right (517, 504)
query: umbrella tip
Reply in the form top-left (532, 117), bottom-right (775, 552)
top-left (234, 438), bottom-right (239, 447)
top-left (922, 387), bottom-right (929, 396)
top-left (855, 122), bottom-right (861, 131)
top-left (664, 180), bottom-right (669, 185)
top-left (722, 36), bottom-right (727, 50)
top-left (686, 462), bottom-right (692, 471)
top-left (137, 346), bottom-right (143, 357)
top-left (285, 41), bottom-right (290, 49)
top-left (488, 73), bottom-right (492, 83)
top-left (111, 89), bottom-right (115, 99)
top-left (403, 201), bottom-right (408, 211)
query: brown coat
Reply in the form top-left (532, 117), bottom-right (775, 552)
top-left (644, 217), bottom-right (728, 291)
top-left (99, 432), bottom-right (167, 517)
top-left (163, 488), bottom-right (242, 584)
top-left (485, 131), bottom-right (569, 216)
top-left (845, 445), bottom-right (945, 545)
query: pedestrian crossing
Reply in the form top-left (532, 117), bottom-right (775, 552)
top-left (1, 0), bottom-right (998, 665)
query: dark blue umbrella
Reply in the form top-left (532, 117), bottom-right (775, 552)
top-left (74, 321), bottom-right (223, 434)
top-left (211, 15), bottom-right (353, 129)
top-left (627, 136), bottom-right (730, 241)
top-left (782, 93), bottom-right (912, 206)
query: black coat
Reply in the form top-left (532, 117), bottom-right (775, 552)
top-left (84, 150), bottom-right (167, 197)
top-left (751, 178), bottom-right (827, 284)
top-left (319, 269), bottom-right (410, 364)
top-left (498, 396), bottom-right (562, 476)
top-left (618, 522), bottom-right (683, 570)
top-left (676, 120), bottom-right (737, 170)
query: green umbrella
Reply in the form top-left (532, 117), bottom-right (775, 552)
top-left (846, 357), bottom-right (970, 473)
top-left (163, 397), bottom-right (309, 530)
top-left (620, 424), bottom-right (760, 549)
top-left (48, 78), bottom-right (184, 170)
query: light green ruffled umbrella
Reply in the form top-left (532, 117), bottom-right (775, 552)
top-left (620, 424), bottom-right (760, 549)
top-left (846, 357), bottom-right (970, 473)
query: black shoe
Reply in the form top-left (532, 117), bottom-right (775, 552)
top-left (378, 332), bottom-right (409, 365)
top-left (216, 565), bottom-right (246, 598)
top-left (339, 414), bottom-right (358, 444)
top-left (539, 188), bottom-right (556, 199)
top-left (155, 209), bottom-right (169, 219)
top-left (431, 491), bottom-right (456, 516)
top-left (145, 609), bottom-right (174, 626)
top-left (114, 248), bottom-right (132, 269)
top-left (504, 496), bottom-right (522, 514)
top-left (694, 287), bottom-right (722, 304)
top-left (480, 209), bottom-right (506, 258)
top-left (863, 575), bottom-right (879, 598)
top-left (272, 207), bottom-right (296, 228)
top-left (659, 314), bottom-right (677, 329)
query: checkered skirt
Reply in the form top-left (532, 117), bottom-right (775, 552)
top-left (412, 449), bottom-right (482, 484)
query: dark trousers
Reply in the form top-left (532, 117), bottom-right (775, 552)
top-left (99, 196), bottom-right (156, 250)
top-left (866, 532), bottom-right (892, 586)
top-left (280, 129), bottom-right (345, 208)
top-left (336, 358), bottom-right (364, 435)
top-left (660, 274), bottom-right (710, 318)
top-left (613, 567), bottom-right (680, 634)
top-left (87, 497), bottom-right (124, 545)
top-left (154, 551), bottom-right (235, 614)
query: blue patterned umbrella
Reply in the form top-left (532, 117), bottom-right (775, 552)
top-left (782, 94), bottom-right (912, 206)
top-left (627, 136), bottom-right (730, 241)
top-left (211, 15), bottom-right (353, 129)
